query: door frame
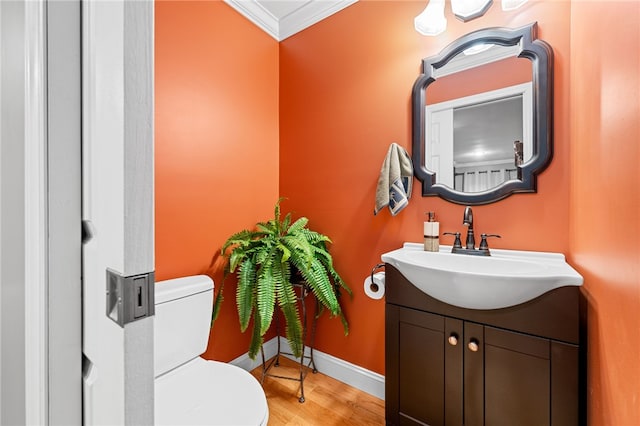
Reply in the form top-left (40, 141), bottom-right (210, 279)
top-left (1, 0), bottom-right (153, 423)
top-left (0, 0), bottom-right (52, 423)
top-left (23, 0), bottom-right (49, 423)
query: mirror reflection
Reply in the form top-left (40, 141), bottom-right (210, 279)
top-left (425, 47), bottom-right (533, 192)
top-left (451, 95), bottom-right (524, 192)
top-left (411, 24), bottom-right (553, 205)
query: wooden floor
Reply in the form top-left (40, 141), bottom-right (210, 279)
top-left (250, 357), bottom-right (385, 425)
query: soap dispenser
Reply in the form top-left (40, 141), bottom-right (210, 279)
top-left (424, 212), bottom-right (440, 252)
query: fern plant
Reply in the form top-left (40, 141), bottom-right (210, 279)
top-left (213, 198), bottom-right (351, 359)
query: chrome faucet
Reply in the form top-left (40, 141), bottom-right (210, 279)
top-left (463, 206), bottom-right (475, 249)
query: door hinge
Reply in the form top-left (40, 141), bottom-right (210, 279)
top-left (106, 269), bottom-right (155, 327)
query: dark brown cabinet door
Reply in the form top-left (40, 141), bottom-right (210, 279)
top-left (397, 307), bottom-right (444, 425)
top-left (479, 326), bottom-right (551, 426)
top-left (387, 306), bottom-right (463, 426)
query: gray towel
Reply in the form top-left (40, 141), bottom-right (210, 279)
top-left (374, 143), bottom-right (413, 216)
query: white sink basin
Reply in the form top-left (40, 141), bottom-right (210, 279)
top-left (381, 242), bottom-right (583, 310)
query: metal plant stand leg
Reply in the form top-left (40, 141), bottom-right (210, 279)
top-left (260, 283), bottom-right (318, 403)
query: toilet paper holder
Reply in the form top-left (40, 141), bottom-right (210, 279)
top-left (370, 263), bottom-right (385, 290)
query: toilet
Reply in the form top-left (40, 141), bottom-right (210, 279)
top-left (154, 275), bottom-right (269, 425)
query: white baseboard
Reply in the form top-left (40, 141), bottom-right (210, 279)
top-left (230, 337), bottom-right (385, 400)
top-left (229, 337), bottom-right (281, 372)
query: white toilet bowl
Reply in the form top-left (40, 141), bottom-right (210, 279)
top-left (154, 275), bottom-right (268, 425)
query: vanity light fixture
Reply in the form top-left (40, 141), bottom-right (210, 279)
top-left (451, 0), bottom-right (493, 22)
top-left (502, 0), bottom-right (528, 11)
top-left (414, 0), bottom-right (447, 36)
top-left (415, 0), bottom-right (528, 35)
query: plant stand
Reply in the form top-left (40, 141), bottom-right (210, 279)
top-left (259, 282), bottom-right (318, 403)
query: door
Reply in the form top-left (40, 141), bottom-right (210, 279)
top-left (386, 306), bottom-right (465, 426)
top-left (482, 326), bottom-right (551, 426)
top-left (464, 323), bottom-right (552, 426)
top-left (425, 107), bottom-right (454, 188)
top-left (81, 0), bottom-right (155, 424)
top-left (398, 308), bottom-right (445, 425)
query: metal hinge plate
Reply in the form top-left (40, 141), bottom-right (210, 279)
top-left (106, 269), bottom-right (155, 327)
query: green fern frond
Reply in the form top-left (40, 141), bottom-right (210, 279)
top-left (237, 259), bottom-right (256, 332)
top-left (256, 255), bottom-right (276, 335)
top-left (305, 260), bottom-right (339, 314)
top-left (287, 217), bottom-right (309, 235)
top-left (338, 307), bottom-right (349, 335)
top-left (248, 311), bottom-right (264, 360)
top-left (211, 282), bottom-right (224, 326)
top-left (300, 228), bottom-right (331, 245)
top-left (281, 301), bottom-right (303, 358)
top-left (330, 268), bottom-right (352, 296)
top-left (310, 244), bottom-right (332, 267)
top-left (282, 212), bottom-right (292, 234)
top-left (277, 242), bottom-right (291, 263)
top-left (228, 247), bottom-right (248, 273)
top-left (255, 244), bottom-right (272, 265)
top-left (221, 229), bottom-right (255, 254)
top-left (274, 271), bottom-right (302, 358)
top-left (273, 197), bottom-right (287, 227)
top-left (256, 222), bottom-right (274, 233)
top-left (283, 235), bottom-right (314, 268)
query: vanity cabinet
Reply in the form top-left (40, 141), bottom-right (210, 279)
top-left (385, 265), bottom-right (584, 426)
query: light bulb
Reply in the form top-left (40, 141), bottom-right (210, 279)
top-left (463, 43), bottom-right (494, 56)
top-left (451, 0), bottom-right (493, 22)
top-left (502, 0), bottom-right (528, 11)
top-left (414, 0), bottom-right (447, 36)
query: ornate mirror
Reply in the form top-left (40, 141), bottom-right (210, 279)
top-left (412, 23), bottom-right (553, 205)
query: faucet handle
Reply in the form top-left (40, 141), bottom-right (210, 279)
top-left (479, 234), bottom-right (501, 251)
top-left (444, 232), bottom-right (462, 249)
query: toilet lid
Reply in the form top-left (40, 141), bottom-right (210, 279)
top-left (155, 358), bottom-right (269, 426)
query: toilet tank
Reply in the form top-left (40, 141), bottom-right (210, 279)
top-left (154, 275), bottom-right (214, 377)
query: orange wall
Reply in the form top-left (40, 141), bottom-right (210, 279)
top-left (279, 0), bottom-right (571, 374)
top-left (569, 2), bottom-right (640, 424)
top-left (155, 0), bottom-right (280, 361)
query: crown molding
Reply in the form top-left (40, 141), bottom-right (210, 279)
top-left (225, 0), bottom-right (357, 41)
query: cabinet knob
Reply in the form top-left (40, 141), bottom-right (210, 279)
top-left (448, 334), bottom-right (458, 346)
top-left (468, 339), bottom-right (479, 352)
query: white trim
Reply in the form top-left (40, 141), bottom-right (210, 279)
top-left (229, 337), bottom-right (281, 372)
top-left (0, 1), bottom-right (3, 419)
top-left (224, 0), bottom-right (279, 40)
top-left (224, 0), bottom-right (357, 41)
top-left (434, 42), bottom-right (522, 78)
top-left (82, 1), bottom-right (155, 423)
top-left (0, 2), bottom-right (3, 420)
top-left (23, 0), bottom-right (48, 424)
top-left (278, 0), bottom-right (357, 41)
top-left (231, 337), bottom-right (385, 400)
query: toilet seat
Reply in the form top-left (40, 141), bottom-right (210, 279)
top-left (155, 358), bottom-right (269, 426)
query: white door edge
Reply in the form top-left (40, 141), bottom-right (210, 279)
top-left (23, 0), bottom-right (48, 424)
top-left (82, 0), bottom-right (155, 424)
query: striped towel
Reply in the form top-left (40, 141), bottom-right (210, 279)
top-left (374, 143), bottom-right (413, 216)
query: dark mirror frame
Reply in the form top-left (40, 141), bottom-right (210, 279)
top-left (412, 23), bottom-right (553, 205)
